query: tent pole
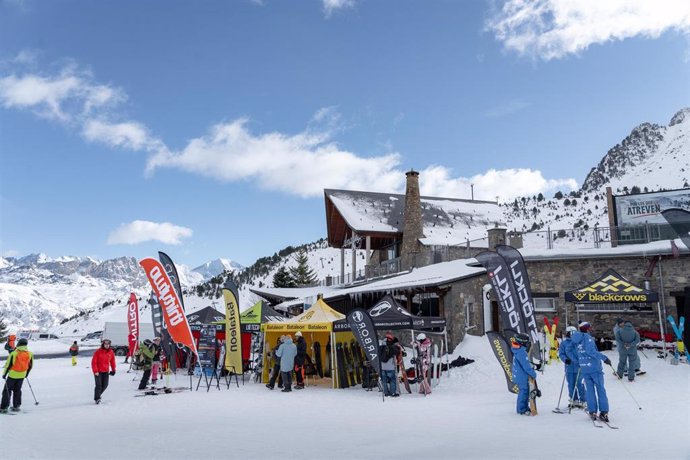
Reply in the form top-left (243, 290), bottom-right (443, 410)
top-left (444, 328), bottom-right (450, 379)
top-left (656, 301), bottom-right (667, 358)
top-left (331, 331), bottom-right (336, 389)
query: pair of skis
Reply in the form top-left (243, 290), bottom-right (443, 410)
top-left (667, 316), bottom-right (688, 364)
top-left (589, 413), bottom-right (619, 429)
top-left (134, 386), bottom-right (188, 397)
top-left (543, 317), bottom-right (560, 364)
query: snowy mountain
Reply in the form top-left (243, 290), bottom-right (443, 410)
top-left (192, 258), bottom-right (243, 280)
top-left (1, 254), bottom-right (211, 331)
top-left (502, 108), bottom-right (689, 248)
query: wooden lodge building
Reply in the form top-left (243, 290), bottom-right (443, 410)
top-left (252, 171), bottom-right (690, 348)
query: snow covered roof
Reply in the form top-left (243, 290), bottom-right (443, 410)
top-left (324, 188), bottom-right (503, 248)
top-left (252, 258), bottom-right (486, 309)
top-left (518, 238), bottom-right (689, 261)
top-left (248, 285), bottom-right (337, 303)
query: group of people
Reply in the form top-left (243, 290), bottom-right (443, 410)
top-left (265, 331), bottom-right (308, 392)
top-left (512, 318), bottom-right (643, 423)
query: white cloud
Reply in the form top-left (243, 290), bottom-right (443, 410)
top-left (486, 0), bottom-right (690, 60)
top-left (0, 68), bottom-right (123, 121)
top-left (82, 119), bottom-right (163, 151)
top-left (323, 0), bottom-right (355, 18)
top-left (107, 220), bottom-right (193, 246)
top-left (146, 118), bottom-right (403, 198)
top-left (419, 165), bottom-right (577, 201)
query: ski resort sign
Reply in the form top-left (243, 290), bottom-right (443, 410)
top-left (614, 188), bottom-right (690, 227)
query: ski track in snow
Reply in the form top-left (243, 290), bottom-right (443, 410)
top-left (1, 336), bottom-right (688, 460)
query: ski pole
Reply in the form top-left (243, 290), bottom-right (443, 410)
top-left (638, 347), bottom-right (649, 360)
top-left (607, 363), bottom-right (642, 410)
top-left (25, 377), bottom-right (39, 405)
top-left (555, 371), bottom-right (566, 410)
top-left (568, 368), bottom-right (581, 414)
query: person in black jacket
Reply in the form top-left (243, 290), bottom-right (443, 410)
top-left (294, 331), bottom-right (307, 390)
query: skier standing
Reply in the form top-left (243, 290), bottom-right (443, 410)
top-left (91, 338), bottom-right (116, 404)
top-left (1, 338), bottom-right (33, 413)
top-left (412, 333), bottom-right (432, 395)
top-left (294, 331), bottom-right (307, 390)
top-left (616, 321), bottom-right (641, 382)
top-left (558, 326), bottom-right (585, 407)
top-left (3, 334), bottom-right (16, 354)
top-left (266, 336), bottom-right (284, 390)
top-left (275, 335), bottom-right (297, 393)
top-left (380, 333), bottom-right (401, 397)
top-left (137, 337), bottom-right (161, 390)
top-left (511, 333), bottom-right (536, 415)
top-left (613, 318), bottom-right (627, 375)
top-left (69, 341), bottom-right (79, 366)
top-left (572, 321), bottom-right (612, 422)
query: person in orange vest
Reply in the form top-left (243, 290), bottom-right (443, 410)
top-left (3, 334), bottom-right (16, 354)
top-left (69, 341), bottom-right (80, 366)
top-left (1, 338), bottom-right (34, 413)
top-left (91, 338), bottom-right (116, 404)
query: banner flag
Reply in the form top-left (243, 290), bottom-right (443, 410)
top-left (661, 208), bottom-right (690, 252)
top-left (347, 308), bottom-right (381, 377)
top-left (140, 258), bottom-right (197, 355)
top-left (487, 331), bottom-right (519, 394)
top-left (148, 291), bottom-right (163, 339)
top-left (158, 251), bottom-right (185, 311)
top-left (127, 293), bottom-right (139, 358)
top-left (222, 280), bottom-right (243, 373)
top-left (476, 251), bottom-right (528, 336)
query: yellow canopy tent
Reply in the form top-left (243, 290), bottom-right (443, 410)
top-left (262, 298), bottom-right (352, 389)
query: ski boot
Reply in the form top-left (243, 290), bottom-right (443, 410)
top-left (10, 407), bottom-right (20, 412)
top-left (0, 408), bottom-right (8, 414)
top-left (95, 398), bottom-right (102, 405)
top-left (588, 412), bottom-right (598, 421)
top-left (598, 412), bottom-right (609, 423)
top-left (265, 384), bottom-right (274, 390)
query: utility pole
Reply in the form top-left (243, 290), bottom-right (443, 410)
top-left (471, 184), bottom-right (474, 200)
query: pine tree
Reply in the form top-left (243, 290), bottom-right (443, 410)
top-left (0, 319), bottom-right (7, 343)
top-left (273, 266), bottom-right (296, 288)
top-left (289, 249), bottom-right (318, 287)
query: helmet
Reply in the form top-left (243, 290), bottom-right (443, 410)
top-left (17, 338), bottom-right (28, 346)
top-left (416, 333), bottom-right (426, 341)
top-left (385, 332), bottom-right (394, 341)
top-left (579, 321), bottom-right (591, 332)
top-left (512, 333), bottom-right (530, 347)
top-left (295, 331), bottom-right (303, 337)
top-left (565, 325), bottom-right (577, 338)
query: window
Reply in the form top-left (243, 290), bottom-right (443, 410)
top-left (534, 297), bottom-right (557, 312)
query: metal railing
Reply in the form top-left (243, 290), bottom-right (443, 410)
top-left (317, 223), bottom-right (679, 287)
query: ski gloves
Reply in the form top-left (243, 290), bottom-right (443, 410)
top-left (109, 371), bottom-right (116, 376)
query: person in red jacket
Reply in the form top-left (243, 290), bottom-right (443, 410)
top-left (91, 338), bottom-right (116, 404)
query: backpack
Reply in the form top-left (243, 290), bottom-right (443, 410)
top-left (380, 344), bottom-right (391, 362)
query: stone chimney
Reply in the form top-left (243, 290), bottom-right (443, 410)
top-left (401, 170), bottom-right (424, 269)
top-left (488, 224), bottom-right (507, 250)
top-left (508, 230), bottom-right (523, 249)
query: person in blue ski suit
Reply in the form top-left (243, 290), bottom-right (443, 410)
top-left (558, 326), bottom-right (586, 407)
top-left (616, 321), bottom-right (641, 382)
top-left (572, 321), bottom-right (612, 422)
top-left (511, 333), bottom-right (537, 415)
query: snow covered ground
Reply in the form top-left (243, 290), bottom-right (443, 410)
top-left (1, 336), bottom-right (688, 460)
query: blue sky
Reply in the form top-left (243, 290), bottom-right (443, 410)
top-left (1, 0), bottom-right (689, 267)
